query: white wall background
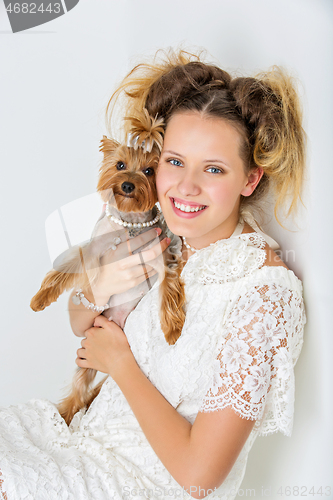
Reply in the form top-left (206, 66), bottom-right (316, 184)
top-left (0, 1), bottom-right (332, 498)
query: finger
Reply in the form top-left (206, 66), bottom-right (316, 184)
top-left (127, 228), bottom-right (162, 254)
top-left (137, 269), bottom-right (158, 290)
top-left (101, 228), bottom-right (162, 266)
top-left (84, 228), bottom-right (126, 267)
top-left (144, 253), bottom-right (166, 276)
top-left (84, 326), bottom-right (98, 337)
top-left (128, 261), bottom-right (159, 279)
top-left (77, 348), bottom-right (86, 359)
top-left (93, 314), bottom-right (115, 328)
top-left (117, 237), bottom-right (169, 271)
top-left (118, 266), bottom-right (158, 293)
top-left (76, 356), bottom-right (89, 368)
top-left (138, 237), bottom-right (171, 266)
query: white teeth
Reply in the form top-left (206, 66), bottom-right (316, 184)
top-left (173, 200), bottom-right (205, 213)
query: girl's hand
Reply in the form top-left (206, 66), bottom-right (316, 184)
top-left (76, 315), bottom-right (135, 378)
top-left (69, 228), bottom-right (170, 337)
top-left (89, 228), bottom-right (170, 304)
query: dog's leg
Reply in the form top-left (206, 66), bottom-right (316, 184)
top-left (30, 269), bottom-right (77, 311)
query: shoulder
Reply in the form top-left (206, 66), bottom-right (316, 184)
top-left (242, 222), bottom-right (289, 271)
top-left (263, 242), bottom-right (289, 270)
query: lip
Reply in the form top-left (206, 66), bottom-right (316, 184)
top-left (172, 197), bottom-right (206, 208)
top-left (170, 197), bottom-right (208, 219)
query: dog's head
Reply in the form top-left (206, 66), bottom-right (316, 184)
top-left (97, 110), bottom-right (164, 213)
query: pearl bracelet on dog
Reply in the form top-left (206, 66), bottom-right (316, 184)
top-left (72, 289), bottom-right (110, 313)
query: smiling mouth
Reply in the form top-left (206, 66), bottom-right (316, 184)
top-left (172, 198), bottom-right (207, 213)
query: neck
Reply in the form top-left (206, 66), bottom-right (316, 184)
top-left (182, 218), bottom-right (244, 257)
top-left (185, 219), bottom-right (242, 251)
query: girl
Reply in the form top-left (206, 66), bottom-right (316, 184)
top-left (0, 51), bottom-right (306, 499)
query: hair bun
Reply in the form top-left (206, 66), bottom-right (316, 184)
top-left (146, 61), bottom-right (231, 119)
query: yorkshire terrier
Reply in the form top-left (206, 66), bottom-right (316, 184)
top-left (30, 110), bottom-right (186, 425)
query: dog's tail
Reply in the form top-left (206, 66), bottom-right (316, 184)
top-left (57, 368), bottom-right (107, 425)
top-left (159, 251), bottom-right (186, 345)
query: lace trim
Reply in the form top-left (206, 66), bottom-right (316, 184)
top-left (200, 282), bottom-right (305, 436)
top-left (182, 233), bottom-right (267, 285)
top-left (0, 470), bottom-right (7, 500)
top-left (201, 391), bottom-right (263, 420)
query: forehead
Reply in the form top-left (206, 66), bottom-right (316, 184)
top-left (163, 112), bottom-right (243, 157)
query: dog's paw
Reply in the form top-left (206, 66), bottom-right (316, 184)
top-left (30, 293), bottom-right (51, 311)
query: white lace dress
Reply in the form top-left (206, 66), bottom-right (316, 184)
top-left (0, 231), bottom-right (305, 500)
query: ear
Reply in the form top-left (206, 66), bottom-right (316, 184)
top-left (241, 167), bottom-right (264, 197)
top-left (99, 136), bottom-right (120, 158)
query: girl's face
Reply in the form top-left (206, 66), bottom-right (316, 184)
top-left (156, 112), bottom-right (262, 249)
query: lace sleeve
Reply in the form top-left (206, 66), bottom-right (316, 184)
top-left (200, 282), bottom-right (306, 436)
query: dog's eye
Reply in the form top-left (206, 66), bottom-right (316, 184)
top-left (116, 161), bottom-right (126, 170)
top-left (143, 168), bottom-right (154, 177)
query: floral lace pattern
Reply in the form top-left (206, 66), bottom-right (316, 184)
top-left (200, 281), bottom-right (306, 436)
top-left (0, 232), bottom-right (305, 499)
top-left (182, 233), bottom-right (266, 285)
top-left (0, 469), bottom-right (7, 500)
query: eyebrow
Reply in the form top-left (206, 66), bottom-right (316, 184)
top-left (204, 159), bottom-right (230, 167)
top-left (162, 150), bottom-right (185, 158)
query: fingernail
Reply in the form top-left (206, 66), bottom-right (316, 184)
top-left (155, 228), bottom-right (162, 235)
top-left (165, 237), bottom-right (171, 245)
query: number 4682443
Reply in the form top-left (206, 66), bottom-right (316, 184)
top-left (277, 486), bottom-right (331, 497)
top-left (5, 3), bottom-right (61, 14)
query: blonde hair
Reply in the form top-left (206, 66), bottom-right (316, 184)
top-left (106, 50), bottom-right (306, 225)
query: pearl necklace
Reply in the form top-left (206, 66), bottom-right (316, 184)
top-left (182, 236), bottom-right (198, 253)
top-left (182, 220), bottom-right (245, 253)
top-left (105, 203), bottom-right (160, 229)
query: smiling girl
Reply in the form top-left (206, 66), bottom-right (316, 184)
top-left (0, 51), bottom-right (306, 500)
top-left (157, 113), bottom-right (263, 249)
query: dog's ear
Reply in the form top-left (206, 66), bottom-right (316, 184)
top-left (126, 109), bottom-right (164, 153)
top-left (99, 136), bottom-right (120, 158)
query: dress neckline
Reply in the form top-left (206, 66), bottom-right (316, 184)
top-left (184, 222), bottom-right (258, 264)
top-left (182, 219), bottom-right (246, 259)
top-left (180, 230), bottom-right (303, 289)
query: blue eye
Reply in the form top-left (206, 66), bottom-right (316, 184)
top-left (169, 159), bottom-right (183, 167)
top-left (206, 167), bottom-right (223, 174)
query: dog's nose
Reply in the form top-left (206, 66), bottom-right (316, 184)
top-left (121, 182), bottom-right (135, 194)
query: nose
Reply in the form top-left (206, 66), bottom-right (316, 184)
top-left (177, 169), bottom-right (201, 197)
top-left (121, 181), bottom-right (135, 194)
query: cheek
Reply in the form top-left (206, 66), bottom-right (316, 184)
top-left (210, 184), bottom-right (232, 203)
top-left (156, 167), bottom-right (171, 197)
top-left (209, 178), bottom-right (244, 206)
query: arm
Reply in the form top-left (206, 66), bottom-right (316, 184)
top-left (76, 278), bottom-right (302, 497)
top-left (68, 288), bottom-right (106, 337)
top-left (76, 316), bottom-right (255, 498)
top-left (112, 356), bottom-right (255, 497)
